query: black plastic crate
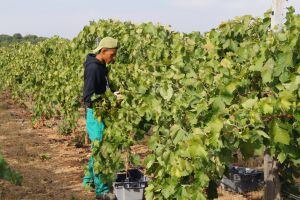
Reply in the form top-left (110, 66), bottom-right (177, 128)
top-left (220, 166), bottom-right (264, 193)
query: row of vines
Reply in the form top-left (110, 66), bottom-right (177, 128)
top-left (0, 8), bottom-right (299, 199)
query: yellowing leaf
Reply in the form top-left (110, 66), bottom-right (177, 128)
top-left (220, 58), bottom-right (232, 68)
top-left (159, 85), bottom-right (173, 101)
top-left (261, 58), bottom-right (274, 83)
top-left (242, 97), bottom-right (257, 109)
top-left (225, 82), bottom-right (237, 94)
top-left (277, 152), bottom-right (286, 163)
top-left (262, 102), bottom-right (273, 114)
top-left (256, 130), bottom-right (270, 139)
top-left (272, 122), bottom-right (290, 145)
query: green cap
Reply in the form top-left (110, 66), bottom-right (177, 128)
top-left (93, 37), bottom-right (118, 54)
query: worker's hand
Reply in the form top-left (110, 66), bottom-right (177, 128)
top-left (113, 91), bottom-right (124, 100)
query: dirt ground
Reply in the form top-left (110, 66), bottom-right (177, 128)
top-left (0, 92), bottom-right (264, 200)
top-left (0, 93), bottom-right (95, 200)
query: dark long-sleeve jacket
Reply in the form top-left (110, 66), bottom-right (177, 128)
top-left (83, 54), bottom-right (109, 107)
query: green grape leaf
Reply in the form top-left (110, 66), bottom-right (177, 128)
top-left (261, 58), bottom-right (274, 83)
top-left (271, 122), bottom-right (291, 145)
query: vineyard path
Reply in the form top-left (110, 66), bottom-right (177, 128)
top-left (0, 93), bottom-right (95, 200)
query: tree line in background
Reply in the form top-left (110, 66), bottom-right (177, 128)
top-left (0, 33), bottom-right (47, 47)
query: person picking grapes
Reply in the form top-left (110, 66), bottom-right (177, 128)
top-left (82, 37), bottom-right (118, 200)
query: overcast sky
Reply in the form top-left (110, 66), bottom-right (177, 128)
top-left (0, 0), bottom-right (299, 39)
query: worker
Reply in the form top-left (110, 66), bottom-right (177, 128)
top-left (82, 37), bottom-right (118, 200)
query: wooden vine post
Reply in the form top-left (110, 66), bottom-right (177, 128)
top-left (264, 1), bottom-right (288, 199)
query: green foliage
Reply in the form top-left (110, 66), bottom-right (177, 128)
top-left (0, 8), bottom-right (299, 199)
top-left (0, 37), bottom-right (82, 133)
top-left (0, 153), bottom-right (22, 185)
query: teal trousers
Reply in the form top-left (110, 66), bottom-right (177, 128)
top-left (83, 108), bottom-right (109, 195)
